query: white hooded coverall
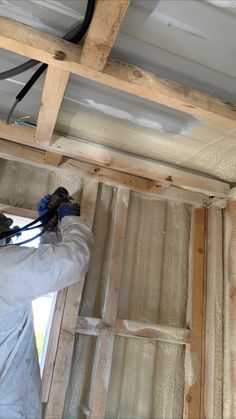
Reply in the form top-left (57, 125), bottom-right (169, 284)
top-left (0, 216), bottom-right (94, 419)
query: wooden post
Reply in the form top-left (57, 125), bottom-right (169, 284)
top-left (184, 209), bottom-right (206, 419)
top-left (204, 206), bottom-right (223, 418)
top-left (88, 187), bottom-right (130, 419)
top-left (44, 179), bottom-right (99, 418)
top-left (224, 200), bottom-right (236, 419)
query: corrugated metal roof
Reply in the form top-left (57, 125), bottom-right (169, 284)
top-left (1, 0), bottom-right (236, 181)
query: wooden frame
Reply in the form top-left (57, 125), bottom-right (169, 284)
top-left (0, 191), bottom-right (208, 418)
top-left (184, 209), bottom-right (206, 418)
top-left (1, 17), bottom-right (236, 127)
top-left (44, 179), bottom-right (99, 418)
top-left (43, 201), bottom-right (206, 418)
top-left (0, 14), bottom-right (232, 203)
top-left (0, 126), bottom-right (229, 199)
top-left (81, 0), bottom-right (131, 71)
top-left (0, 7), bottom-right (227, 417)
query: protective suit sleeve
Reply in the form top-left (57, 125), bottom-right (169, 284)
top-left (39, 231), bottom-right (59, 244)
top-left (0, 216), bottom-right (94, 314)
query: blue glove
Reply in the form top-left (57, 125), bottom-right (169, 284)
top-left (37, 194), bottom-right (52, 223)
top-left (58, 203), bottom-right (80, 221)
top-left (37, 194), bottom-right (58, 231)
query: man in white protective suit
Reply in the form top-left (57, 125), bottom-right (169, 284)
top-left (0, 190), bottom-right (94, 418)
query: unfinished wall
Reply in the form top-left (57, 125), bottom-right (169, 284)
top-left (0, 159), bottom-right (225, 418)
top-left (0, 159), bottom-right (83, 208)
top-left (64, 185), bottom-right (192, 418)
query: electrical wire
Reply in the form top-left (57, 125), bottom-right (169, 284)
top-left (5, 0), bottom-right (96, 124)
top-left (0, 59), bottom-right (39, 80)
top-left (0, 21), bottom-right (80, 82)
top-left (16, 63), bottom-right (48, 103)
top-left (70, 0), bottom-right (95, 43)
top-left (0, 20), bottom-right (82, 81)
top-left (6, 98), bottom-right (19, 125)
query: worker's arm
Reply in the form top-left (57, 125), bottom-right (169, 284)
top-left (0, 216), bottom-right (94, 314)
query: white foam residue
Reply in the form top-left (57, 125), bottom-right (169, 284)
top-left (185, 351), bottom-right (199, 388)
top-left (86, 99), bottom-right (164, 132)
top-left (206, 0), bottom-right (236, 7)
top-left (137, 117), bottom-right (164, 131)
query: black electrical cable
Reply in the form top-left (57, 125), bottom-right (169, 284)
top-left (70, 0), bottom-right (96, 43)
top-left (6, 98), bottom-right (19, 125)
top-left (0, 59), bottom-right (39, 80)
top-left (16, 63), bottom-right (48, 103)
top-left (0, 20), bottom-right (80, 82)
top-left (6, 0), bottom-right (96, 124)
top-left (0, 20), bottom-right (81, 82)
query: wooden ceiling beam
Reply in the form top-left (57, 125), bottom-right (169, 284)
top-left (43, 150), bottom-right (63, 167)
top-left (81, 0), bottom-right (130, 71)
top-left (0, 137), bottom-right (168, 195)
top-left (0, 120), bottom-right (229, 197)
top-left (1, 18), bottom-right (236, 126)
top-left (0, 137), bottom-right (211, 207)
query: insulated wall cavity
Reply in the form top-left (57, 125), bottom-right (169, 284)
top-left (117, 192), bottom-right (191, 327)
top-left (64, 185), bottom-right (193, 419)
top-left (0, 159), bottom-right (83, 209)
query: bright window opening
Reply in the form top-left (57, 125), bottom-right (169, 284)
top-left (5, 213), bottom-right (56, 374)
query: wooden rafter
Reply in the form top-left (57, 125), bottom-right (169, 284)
top-left (0, 122), bottom-right (229, 198)
top-left (35, 67), bottom-right (70, 145)
top-left (81, 0), bottom-right (130, 71)
top-left (1, 17), bottom-right (236, 126)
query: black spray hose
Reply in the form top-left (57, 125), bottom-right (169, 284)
top-left (6, 0), bottom-right (96, 124)
top-left (14, 231), bottom-right (45, 246)
top-left (0, 196), bottom-right (66, 242)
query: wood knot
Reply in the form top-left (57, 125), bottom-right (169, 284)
top-left (54, 50), bottom-right (67, 61)
top-left (133, 69), bottom-right (143, 78)
top-left (186, 394), bottom-right (192, 403)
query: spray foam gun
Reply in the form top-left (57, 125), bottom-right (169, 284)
top-left (0, 187), bottom-right (72, 245)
